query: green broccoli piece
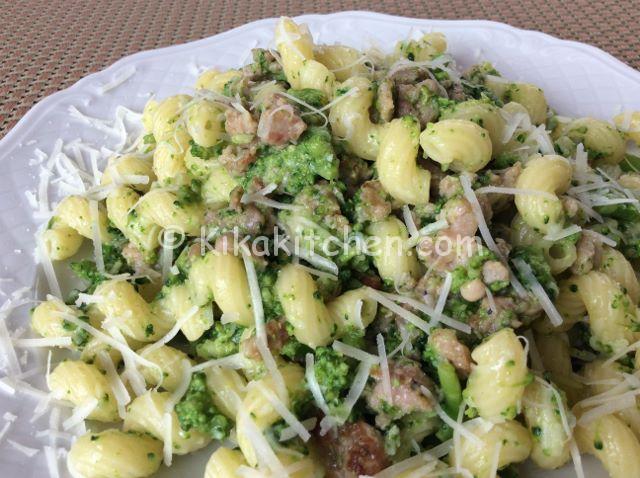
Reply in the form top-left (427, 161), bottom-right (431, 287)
top-left (61, 315), bottom-right (91, 349)
top-left (511, 245), bottom-right (558, 299)
top-left (189, 140), bottom-right (224, 160)
top-left (175, 179), bottom-right (202, 207)
top-left (449, 247), bottom-right (503, 293)
top-left (286, 88), bottom-right (327, 108)
top-left (195, 322), bottom-right (245, 359)
top-left (312, 347), bottom-right (353, 411)
top-left (175, 372), bottom-right (231, 440)
top-left (621, 154), bottom-right (640, 173)
top-left (258, 268), bottom-right (284, 321)
top-left (243, 127), bottom-right (338, 195)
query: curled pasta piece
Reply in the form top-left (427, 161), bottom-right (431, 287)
top-left (464, 328), bottom-right (529, 421)
top-left (379, 116), bottom-right (431, 204)
top-left (201, 162), bottom-right (240, 205)
top-left (575, 413), bottom-right (640, 478)
top-left (153, 282), bottom-right (213, 342)
top-left (439, 99), bottom-right (506, 154)
top-left (614, 111), bottom-right (640, 144)
top-left (142, 98), bottom-right (159, 133)
top-left (95, 279), bottom-right (172, 342)
top-left (394, 32), bottom-right (447, 61)
top-left (204, 447), bottom-right (247, 478)
top-left (152, 128), bottom-right (191, 186)
top-left (514, 154), bottom-right (572, 235)
top-left (106, 186), bottom-right (161, 261)
top-left (137, 189), bottom-right (204, 236)
top-left (522, 379), bottom-right (571, 469)
top-left (49, 360), bottom-right (119, 422)
top-left (139, 344), bottom-right (193, 391)
top-left (185, 99), bottom-right (225, 147)
top-left (276, 263), bottom-right (334, 348)
top-left (67, 429), bottom-right (162, 478)
top-left (187, 250), bottom-right (254, 326)
top-left (367, 216), bottom-right (422, 288)
top-left (563, 117), bottom-right (625, 164)
top-left (196, 69), bottom-right (242, 94)
top-left (327, 287), bottom-right (378, 336)
top-left (314, 44), bottom-right (370, 81)
top-left (275, 17), bottom-right (335, 97)
top-left (328, 76), bottom-right (382, 161)
top-left (101, 154), bottom-right (155, 193)
top-left (449, 419), bottom-right (532, 478)
top-left (31, 297), bottom-right (84, 343)
top-left (419, 118), bottom-right (492, 173)
top-left (236, 363), bottom-right (305, 466)
top-left (151, 94), bottom-right (192, 142)
top-left (123, 391), bottom-right (211, 455)
top-left (561, 271), bottom-right (640, 353)
top-left (43, 195), bottom-right (111, 260)
top-left (534, 332), bottom-right (583, 405)
top-left (505, 83), bottom-right (548, 125)
top-left (598, 246), bottom-right (640, 304)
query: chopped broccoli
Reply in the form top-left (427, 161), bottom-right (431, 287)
top-left (189, 140), bottom-right (224, 160)
top-left (142, 133), bottom-right (156, 145)
top-left (511, 245), bottom-right (558, 299)
top-left (195, 322), bottom-right (245, 359)
top-left (175, 372), bottom-right (231, 440)
top-left (175, 179), bottom-right (202, 207)
top-left (312, 347), bottom-right (353, 411)
top-left (258, 268), bottom-right (284, 321)
top-left (61, 315), bottom-right (91, 349)
top-left (286, 88), bottom-right (327, 108)
top-left (621, 154), bottom-right (640, 173)
top-left (243, 127), bottom-right (338, 195)
top-left (449, 247), bottom-right (501, 294)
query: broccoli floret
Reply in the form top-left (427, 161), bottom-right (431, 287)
top-left (70, 240), bottom-right (131, 295)
top-left (621, 154), bottom-right (640, 173)
top-left (243, 127), bottom-right (338, 195)
top-left (312, 347), bottom-right (353, 411)
top-left (61, 315), bottom-right (91, 349)
top-left (258, 268), bottom-right (284, 321)
top-left (286, 88), bottom-right (327, 108)
top-left (189, 140), bottom-right (224, 160)
top-left (511, 245), bottom-right (558, 299)
top-left (195, 322), bottom-right (245, 359)
top-left (175, 179), bottom-right (202, 207)
top-left (175, 372), bottom-right (231, 440)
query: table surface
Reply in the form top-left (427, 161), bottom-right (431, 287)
top-left (2, 0), bottom-right (639, 138)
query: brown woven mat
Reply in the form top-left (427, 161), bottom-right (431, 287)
top-left (2, 0), bottom-right (639, 138)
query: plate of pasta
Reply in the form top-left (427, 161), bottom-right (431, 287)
top-left (2, 10), bottom-right (640, 478)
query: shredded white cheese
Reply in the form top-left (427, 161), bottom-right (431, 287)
top-left (376, 333), bottom-right (393, 406)
top-left (62, 398), bottom-right (98, 430)
top-left (332, 340), bottom-right (379, 364)
top-left (512, 258), bottom-right (563, 326)
top-left (254, 382), bottom-right (310, 442)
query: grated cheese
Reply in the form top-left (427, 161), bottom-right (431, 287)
top-left (98, 66), bottom-right (136, 94)
top-left (44, 445), bottom-right (60, 478)
top-left (402, 205), bottom-right (419, 238)
top-left (475, 185), bottom-right (557, 200)
top-left (406, 219), bottom-right (449, 247)
top-left (37, 232), bottom-right (62, 299)
top-left (190, 353), bottom-right (245, 373)
top-left (304, 353), bottom-right (331, 417)
top-left (240, 245), bottom-right (287, 401)
top-left (543, 224), bottom-right (582, 242)
top-left (12, 337), bottom-right (72, 348)
top-left (376, 334), bottom-right (392, 406)
top-left (7, 439), bottom-right (39, 457)
top-left (62, 398), bottom-right (98, 430)
top-left (96, 351), bottom-right (130, 419)
top-left (488, 441), bottom-right (503, 478)
top-left (144, 305), bottom-right (198, 355)
top-left (366, 288), bottom-right (432, 334)
top-left (332, 340), bottom-right (379, 364)
top-left (512, 258), bottom-right (562, 326)
top-left (434, 272), bottom-right (452, 323)
top-left (279, 417), bottom-right (317, 442)
top-left (162, 412), bottom-right (173, 466)
top-left (582, 229), bottom-right (617, 247)
top-left (254, 382), bottom-right (311, 442)
top-left (238, 409), bottom-right (288, 476)
top-left (421, 386), bottom-right (481, 445)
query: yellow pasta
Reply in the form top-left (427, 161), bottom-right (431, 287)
top-left (598, 246), bottom-right (640, 304)
top-left (67, 429), bottom-right (162, 478)
top-left (439, 99), bottom-right (506, 154)
top-left (563, 117), bottom-right (626, 164)
top-left (514, 155), bottom-right (572, 235)
top-left (327, 286), bottom-right (378, 335)
top-left (614, 111), bottom-right (640, 143)
top-left (204, 447), bottom-right (247, 478)
top-left (123, 391), bottom-right (211, 455)
top-left (101, 154), bottom-right (155, 193)
top-left (185, 99), bottom-right (225, 147)
top-left (276, 263), bottom-right (334, 348)
top-left (204, 366), bottom-right (247, 419)
top-left (314, 44), bottom-right (370, 81)
top-left (49, 360), bottom-right (118, 422)
top-left (137, 189), bottom-right (204, 235)
top-left (505, 82), bottom-right (548, 125)
top-left (379, 117), bottom-right (432, 204)
top-left (420, 118), bottom-right (493, 173)
top-left (464, 328), bottom-right (529, 421)
top-left (328, 76), bottom-right (382, 161)
top-left (394, 33), bottom-right (447, 61)
top-left (449, 420), bottom-right (532, 478)
top-left (139, 344), bottom-right (193, 391)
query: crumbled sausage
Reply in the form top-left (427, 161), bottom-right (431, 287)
top-left (356, 180), bottom-right (392, 223)
top-left (428, 328), bottom-right (472, 377)
top-left (224, 108), bottom-right (257, 137)
top-left (257, 101), bottom-right (307, 146)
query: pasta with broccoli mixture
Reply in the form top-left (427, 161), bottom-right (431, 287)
top-left (16, 16), bottom-right (640, 478)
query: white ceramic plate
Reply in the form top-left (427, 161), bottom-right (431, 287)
top-left (2, 10), bottom-right (639, 477)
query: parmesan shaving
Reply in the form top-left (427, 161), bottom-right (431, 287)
top-left (12, 337), bottom-right (72, 348)
top-left (279, 417), bottom-right (317, 442)
top-left (402, 205), bottom-right (419, 238)
top-left (421, 387), bottom-right (481, 444)
top-left (434, 272), bottom-right (452, 322)
top-left (512, 258), bottom-right (563, 326)
top-left (44, 445), bottom-right (60, 478)
top-left (376, 333), bottom-right (392, 406)
top-left (96, 351), bottom-right (130, 419)
top-left (332, 340), bottom-right (379, 364)
top-left (62, 398), bottom-right (98, 430)
top-left (190, 353), bottom-right (244, 372)
top-left (543, 224), bottom-right (582, 242)
top-left (238, 409), bottom-right (288, 476)
top-left (144, 305), bottom-right (198, 355)
top-left (7, 439), bottom-right (39, 457)
top-left (582, 229), bottom-right (618, 247)
top-left (254, 382), bottom-right (311, 442)
top-left (98, 66), bottom-right (136, 94)
top-left (88, 200), bottom-right (104, 273)
top-left (475, 186), bottom-right (556, 200)
top-left (366, 288), bottom-right (433, 334)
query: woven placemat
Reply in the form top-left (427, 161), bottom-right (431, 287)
top-left (2, 0), bottom-right (639, 138)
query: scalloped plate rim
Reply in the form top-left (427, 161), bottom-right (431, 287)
top-left (2, 10), bottom-right (640, 151)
